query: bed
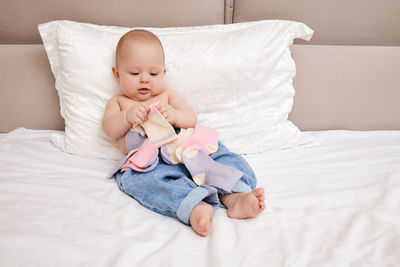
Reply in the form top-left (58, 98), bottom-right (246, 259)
top-left (1, 1), bottom-right (400, 266)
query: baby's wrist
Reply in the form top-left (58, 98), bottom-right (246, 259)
top-left (171, 109), bottom-right (179, 126)
top-left (122, 109), bottom-right (131, 125)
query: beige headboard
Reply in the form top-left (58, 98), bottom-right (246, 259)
top-left (233, 0), bottom-right (400, 46)
top-left (1, 0), bottom-right (399, 132)
top-left (2, 0), bottom-right (399, 45)
top-left (0, 0), bottom-right (225, 44)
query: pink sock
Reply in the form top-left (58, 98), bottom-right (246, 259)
top-left (160, 128), bottom-right (194, 165)
top-left (121, 139), bottom-right (159, 172)
top-left (130, 139), bottom-right (158, 168)
top-left (176, 125), bottom-right (219, 162)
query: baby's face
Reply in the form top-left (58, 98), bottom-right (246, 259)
top-left (115, 40), bottom-right (165, 101)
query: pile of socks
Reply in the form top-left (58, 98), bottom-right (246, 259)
top-left (121, 104), bottom-right (243, 193)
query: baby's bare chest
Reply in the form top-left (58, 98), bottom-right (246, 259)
top-left (118, 93), bottom-right (169, 110)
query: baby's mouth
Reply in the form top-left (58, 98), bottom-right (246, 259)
top-left (138, 88), bottom-right (150, 94)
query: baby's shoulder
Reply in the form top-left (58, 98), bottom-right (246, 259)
top-left (164, 88), bottom-right (182, 98)
top-left (164, 88), bottom-right (176, 94)
top-left (107, 95), bottom-right (137, 109)
top-left (107, 94), bottom-right (123, 101)
top-left (111, 94), bottom-right (135, 104)
top-left (106, 95), bottom-right (122, 106)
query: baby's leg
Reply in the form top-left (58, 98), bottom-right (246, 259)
top-left (220, 188), bottom-right (265, 219)
top-left (115, 164), bottom-right (220, 237)
top-left (189, 201), bottom-right (213, 237)
top-left (209, 141), bottom-right (265, 218)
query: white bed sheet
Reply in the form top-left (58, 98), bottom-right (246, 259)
top-left (0, 128), bottom-right (399, 267)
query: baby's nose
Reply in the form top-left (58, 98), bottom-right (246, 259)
top-left (140, 74), bottom-right (149, 83)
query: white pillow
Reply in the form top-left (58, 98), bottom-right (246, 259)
top-left (39, 20), bottom-right (317, 160)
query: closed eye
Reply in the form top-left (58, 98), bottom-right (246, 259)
top-left (130, 73), bottom-right (139, 76)
top-left (150, 73), bottom-right (159, 76)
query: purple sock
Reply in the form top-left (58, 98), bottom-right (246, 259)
top-left (181, 147), bottom-right (243, 192)
top-left (126, 130), bottom-right (146, 151)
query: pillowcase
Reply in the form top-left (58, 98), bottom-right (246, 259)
top-left (39, 20), bottom-right (317, 160)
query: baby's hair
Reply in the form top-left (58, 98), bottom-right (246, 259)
top-left (115, 29), bottom-right (165, 65)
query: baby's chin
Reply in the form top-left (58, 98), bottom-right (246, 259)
top-left (129, 90), bottom-right (163, 102)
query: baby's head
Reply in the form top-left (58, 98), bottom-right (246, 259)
top-left (112, 30), bottom-right (166, 101)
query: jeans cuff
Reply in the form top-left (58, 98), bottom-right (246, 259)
top-left (231, 180), bottom-right (252, 193)
top-left (176, 187), bottom-right (211, 225)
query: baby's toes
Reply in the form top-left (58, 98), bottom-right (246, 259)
top-left (259, 196), bottom-right (266, 210)
top-left (252, 187), bottom-right (264, 197)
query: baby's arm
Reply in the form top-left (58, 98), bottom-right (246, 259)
top-left (102, 96), bottom-right (149, 139)
top-left (158, 90), bottom-right (197, 129)
top-left (102, 96), bottom-right (132, 139)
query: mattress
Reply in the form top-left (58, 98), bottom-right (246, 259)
top-left (1, 128), bottom-right (399, 267)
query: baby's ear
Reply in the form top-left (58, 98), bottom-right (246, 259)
top-left (112, 66), bottom-right (120, 82)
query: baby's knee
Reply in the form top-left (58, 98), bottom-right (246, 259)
top-left (117, 171), bottom-right (156, 194)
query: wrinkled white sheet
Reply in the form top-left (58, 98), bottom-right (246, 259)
top-left (0, 128), bottom-right (399, 267)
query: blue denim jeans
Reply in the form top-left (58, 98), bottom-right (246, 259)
top-left (115, 141), bottom-right (257, 225)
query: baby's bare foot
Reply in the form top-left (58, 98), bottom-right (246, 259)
top-left (189, 201), bottom-right (213, 237)
top-left (221, 188), bottom-right (265, 219)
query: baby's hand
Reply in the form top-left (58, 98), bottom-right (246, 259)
top-left (126, 103), bottom-right (149, 125)
top-left (157, 103), bottom-right (178, 125)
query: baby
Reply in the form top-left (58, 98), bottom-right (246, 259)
top-left (102, 29), bottom-right (265, 237)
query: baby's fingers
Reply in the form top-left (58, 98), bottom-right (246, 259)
top-left (142, 103), bottom-right (150, 113)
top-left (138, 104), bottom-right (149, 114)
top-left (136, 109), bottom-right (147, 122)
top-left (161, 111), bottom-right (168, 119)
top-left (156, 103), bottom-right (165, 111)
top-left (157, 105), bottom-right (168, 117)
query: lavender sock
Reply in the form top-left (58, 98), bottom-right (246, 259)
top-left (126, 130), bottom-right (146, 151)
top-left (181, 147), bottom-right (243, 193)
